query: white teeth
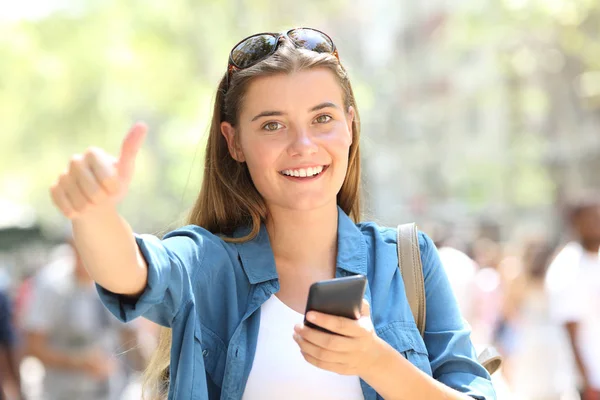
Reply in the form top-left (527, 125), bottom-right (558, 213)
top-left (281, 166), bottom-right (326, 177)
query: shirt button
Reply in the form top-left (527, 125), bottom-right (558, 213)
top-left (202, 349), bottom-right (209, 357)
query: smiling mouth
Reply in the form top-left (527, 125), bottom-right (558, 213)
top-left (279, 165), bottom-right (329, 179)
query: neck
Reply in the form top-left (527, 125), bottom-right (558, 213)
top-left (266, 202), bottom-right (339, 275)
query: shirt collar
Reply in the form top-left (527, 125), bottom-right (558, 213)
top-left (234, 223), bottom-right (279, 285)
top-left (335, 206), bottom-right (368, 275)
top-left (234, 206), bottom-right (367, 285)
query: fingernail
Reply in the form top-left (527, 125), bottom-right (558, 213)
top-left (306, 312), bottom-right (316, 322)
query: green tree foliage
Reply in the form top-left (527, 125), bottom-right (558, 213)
top-left (0, 0), bottom-right (346, 233)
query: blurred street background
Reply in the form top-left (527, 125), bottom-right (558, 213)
top-left (1, 0), bottom-right (600, 399)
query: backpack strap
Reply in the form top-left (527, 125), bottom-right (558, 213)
top-left (396, 223), bottom-right (426, 336)
top-left (396, 223), bottom-right (503, 375)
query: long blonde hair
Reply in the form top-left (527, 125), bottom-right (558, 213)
top-left (143, 39), bottom-right (362, 399)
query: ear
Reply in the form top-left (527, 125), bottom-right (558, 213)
top-left (345, 106), bottom-right (355, 144)
top-left (220, 122), bottom-right (245, 162)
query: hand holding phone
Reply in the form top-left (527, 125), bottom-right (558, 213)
top-left (303, 275), bottom-right (367, 334)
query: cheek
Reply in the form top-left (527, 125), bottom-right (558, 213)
top-left (326, 122), bottom-right (352, 148)
top-left (328, 129), bottom-right (352, 161)
top-left (240, 138), bottom-right (280, 179)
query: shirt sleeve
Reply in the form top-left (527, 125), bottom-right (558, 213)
top-left (96, 227), bottom-right (207, 327)
top-left (419, 232), bottom-right (496, 400)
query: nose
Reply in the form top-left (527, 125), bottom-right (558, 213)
top-left (287, 127), bottom-right (318, 157)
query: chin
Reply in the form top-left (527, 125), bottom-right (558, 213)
top-left (269, 194), bottom-right (336, 213)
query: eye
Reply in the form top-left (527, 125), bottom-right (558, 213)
top-left (263, 122), bottom-right (283, 131)
top-left (315, 114), bottom-right (332, 124)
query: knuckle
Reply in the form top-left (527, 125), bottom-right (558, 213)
top-left (85, 147), bottom-right (107, 165)
top-left (85, 146), bottom-right (103, 158)
top-left (58, 173), bottom-right (69, 186)
top-left (69, 154), bottom-right (84, 169)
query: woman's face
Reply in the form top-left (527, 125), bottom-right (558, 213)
top-left (221, 68), bottom-right (355, 212)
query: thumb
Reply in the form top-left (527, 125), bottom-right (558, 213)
top-left (117, 122), bottom-right (148, 182)
top-left (360, 299), bottom-right (370, 317)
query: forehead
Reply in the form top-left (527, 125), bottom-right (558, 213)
top-left (240, 68), bottom-right (344, 118)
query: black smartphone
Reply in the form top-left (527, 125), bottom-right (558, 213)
top-left (303, 275), bottom-right (367, 334)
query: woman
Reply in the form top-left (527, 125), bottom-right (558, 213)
top-left (50, 28), bottom-right (495, 400)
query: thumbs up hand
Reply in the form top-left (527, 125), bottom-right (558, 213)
top-left (50, 123), bottom-right (147, 220)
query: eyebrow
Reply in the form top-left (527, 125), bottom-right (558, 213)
top-left (250, 102), bottom-right (340, 122)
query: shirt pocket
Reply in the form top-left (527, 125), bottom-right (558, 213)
top-left (377, 321), bottom-right (432, 376)
top-left (194, 325), bottom-right (227, 389)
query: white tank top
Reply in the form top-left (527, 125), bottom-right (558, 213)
top-left (241, 295), bottom-right (365, 400)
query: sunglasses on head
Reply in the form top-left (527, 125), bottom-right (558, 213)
top-left (226, 28), bottom-right (339, 88)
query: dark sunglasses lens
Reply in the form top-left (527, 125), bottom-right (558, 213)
top-left (231, 34), bottom-right (277, 69)
top-left (288, 29), bottom-right (334, 53)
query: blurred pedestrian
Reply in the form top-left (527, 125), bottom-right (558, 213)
top-left (546, 194), bottom-right (600, 400)
top-left (0, 289), bottom-right (22, 400)
top-left (22, 238), bottom-right (146, 400)
top-left (505, 238), bottom-right (578, 399)
top-left (470, 238), bottom-right (505, 348)
top-left (432, 226), bottom-right (478, 323)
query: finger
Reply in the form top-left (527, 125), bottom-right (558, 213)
top-left (50, 183), bottom-right (75, 219)
top-left (64, 178), bottom-right (89, 213)
top-left (85, 149), bottom-right (120, 194)
top-left (71, 155), bottom-right (106, 204)
top-left (293, 333), bottom-right (351, 363)
top-left (300, 352), bottom-right (348, 375)
top-left (360, 299), bottom-right (370, 317)
top-left (117, 122), bottom-right (148, 182)
top-left (305, 311), bottom-right (362, 337)
top-left (294, 324), bottom-right (355, 351)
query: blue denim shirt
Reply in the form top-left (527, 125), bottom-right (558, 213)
top-left (98, 208), bottom-right (495, 399)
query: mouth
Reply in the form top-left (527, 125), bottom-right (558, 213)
top-left (279, 165), bottom-right (329, 181)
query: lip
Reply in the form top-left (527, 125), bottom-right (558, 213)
top-left (278, 164), bottom-right (329, 171)
top-left (279, 165), bottom-right (330, 181)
